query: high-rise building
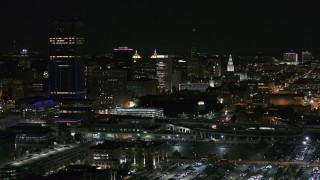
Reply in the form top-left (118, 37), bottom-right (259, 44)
top-left (113, 47), bottom-right (134, 79)
top-left (12, 49), bottom-right (32, 100)
top-left (214, 60), bottom-right (222, 77)
top-left (19, 49), bottom-right (31, 69)
top-left (283, 51), bottom-right (298, 65)
top-left (113, 47), bottom-right (134, 69)
top-left (145, 50), bottom-right (157, 79)
top-left (132, 50), bottom-right (146, 80)
top-left (227, 54), bottom-right (234, 72)
top-left (187, 47), bottom-right (201, 78)
top-left (171, 56), bottom-right (188, 91)
top-left (150, 50), bottom-right (172, 94)
top-left (48, 20), bottom-right (85, 99)
top-left (89, 67), bottom-right (128, 107)
top-left (302, 51), bottom-right (312, 63)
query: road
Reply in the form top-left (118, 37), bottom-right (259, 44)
top-left (229, 159), bottom-right (319, 167)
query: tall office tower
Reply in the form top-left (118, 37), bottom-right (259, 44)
top-left (283, 51), bottom-right (298, 65)
top-left (214, 61), bottom-right (222, 77)
top-left (88, 67), bottom-right (128, 107)
top-left (171, 55), bottom-right (187, 91)
top-left (132, 50), bottom-right (146, 80)
top-left (145, 50), bottom-right (157, 79)
top-left (113, 46), bottom-right (134, 79)
top-left (19, 49), bottom-right (31, 69)
top-left (187, 47), bottom-right (201, 78)
top-left (227, 54), bottom-right (234, 72)
top-left (302, 51), bottom-right (312, 63)
top-left (48, 20), bottom-right (85, 99)
top-left (150, 50), bottom-right (172, 94)
top-left (12, 49), bottom-right (32, 100)
top-left (172, 55), bottom-right (187, 78)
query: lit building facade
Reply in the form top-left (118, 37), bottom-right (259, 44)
top-left (0, 145), bottom-right (80, 179)
top-left (7, 124), bottom-right (55, 156)
top-left (214, 60), bottom-right (222, 77)
top-left (88, 68), bottom-right (128, 107)
top-left (283, 51), bottom-right (298, 65)
top-left (88, 141), bottom-right (166, 170)
top-left (16, 98), bottom-right (59, 120)
top-left (12, 49), bottom-right (32, 100)
top-left (132, 50), bottom-right (146, 80)
top-left (88, 142), bottom-right (125, 169)
top-left (48, 20), bottom-right (85, 99)
top-left (107, 107), bottom-right (164, 118)
top-left (227, 54), bottom-right (234, 72)
top-left (150, 50), bottom-right (172, 94)
top-left (269, 93), bottom-right (304, 106)
top-left (179, 82), bottom-right (208, 92)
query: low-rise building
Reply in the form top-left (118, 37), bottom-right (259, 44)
top-left (0, 144), bottom-right (80, 179)
top-left (89, 141), bottom-right (125, 169)
top-left (107, 108), bottom-right (164, 118)
top-left (7, 123), bottom-right (55, 156)
top-left (88, 140), bottom-right (166, 169)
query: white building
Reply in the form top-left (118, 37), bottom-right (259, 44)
top-left (150, 50), bottom-right (172, 94)
top-left (108, 108), bottom-right (164, 118)
top-left (227, 54), bottom-right (234, 72)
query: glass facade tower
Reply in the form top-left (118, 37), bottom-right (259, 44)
top-left (48, 20), bottom-right (85, 99)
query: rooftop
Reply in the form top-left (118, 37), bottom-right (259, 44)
top-left (1, 144), bottom-right (78, 168)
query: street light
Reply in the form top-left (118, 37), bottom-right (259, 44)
top-left (303, 141), bottom-right (307, 145)
top-left (306, 137), bottom-right (309, 140)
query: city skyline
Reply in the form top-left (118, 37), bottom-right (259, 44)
top-left (1, 1), bottom-right (320, 179)
top-left (0, 0), bottom-right (320, 55)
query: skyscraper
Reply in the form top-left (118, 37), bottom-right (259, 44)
top-left (132, 50), bottom-right (146, 80)
top-left (214, 59), bottom-right (222, 77)
top-left (227, 54), bottom-right (234, 72)
top-left (113, 46), bottom-right (134, 80)
top-left (89, 68), bottom-right (128, 106)
top-left (12, 49), bottom-right (32, 100)
top-left (150, 50), bottom-right (172, 94)
top-left (48, 20), bottom-right (85, 99)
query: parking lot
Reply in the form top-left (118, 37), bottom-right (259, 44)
top-left (149, 161), bottom-right (320, 180)
top-left (147, 141), bottom-right (320, 180)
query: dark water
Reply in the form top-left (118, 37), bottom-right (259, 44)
top-left (0, 139), bottom-right (15, 166)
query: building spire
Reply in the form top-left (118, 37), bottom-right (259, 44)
top-left (227, 54), bottom-right (234, 72)
top-left (132, 50), bottom-right (141, 60)
top-left (150, 49), bottom-right (157, 58)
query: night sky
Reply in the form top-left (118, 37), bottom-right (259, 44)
top-left (0, 0), bottom-right (320, 55)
